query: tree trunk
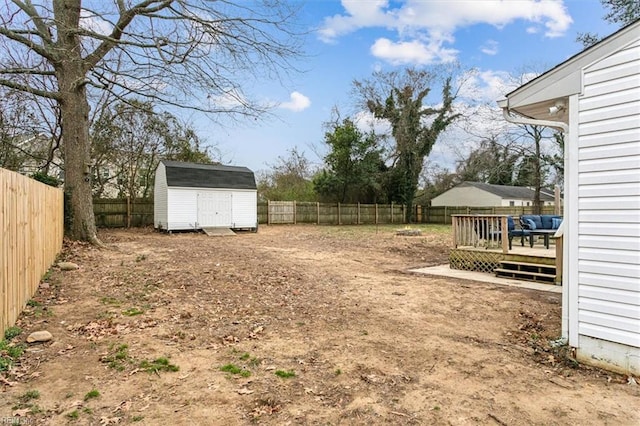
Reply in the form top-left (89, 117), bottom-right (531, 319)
top-left (59, 82), bottom-right (99, 243)
top-left (55, 0), bottom-right (100, 244)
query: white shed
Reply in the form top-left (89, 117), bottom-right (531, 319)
top-left (498, 20), bottom-right (640, 374)
top-left (154, 160), bottom-right (258, 232)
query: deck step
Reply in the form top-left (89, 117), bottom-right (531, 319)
top-left (500, 260), bottom-right (555, 269)
top-left (494, 268), bottom-right (556, 283)
top-left (494, 260), bottom-right (557, 284)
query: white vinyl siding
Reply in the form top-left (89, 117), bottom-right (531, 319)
top-left (231, 190), bottom-right (258, 228)
top-left (430, 188), bottom-right (502, 207)
top-left (153, 163), bottom-right (168, 229)
top-left (576, 39), bottom-right (640, 350)
top-left (167, 188), bottom-right (198, 230)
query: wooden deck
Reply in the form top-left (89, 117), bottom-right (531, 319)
top-left (450, 241), bottom-right (561, 285)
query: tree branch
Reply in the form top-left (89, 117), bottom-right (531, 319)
top-left (0, 78), bottom-right (61, 100)
top-left (0, 25), bottom-right (55, 61)
top-left (83, 0), bottom-right (174, 71)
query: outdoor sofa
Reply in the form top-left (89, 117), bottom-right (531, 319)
top-left (519, 214), bottom-right (563, 249)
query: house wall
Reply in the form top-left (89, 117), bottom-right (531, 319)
top-left (153, 163), bottom-right (168, 229)
top-left (431, 187), bottom-right (502, 206)
top-left (573, 38), bottom-right (640, 374)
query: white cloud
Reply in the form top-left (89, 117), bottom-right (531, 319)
top-left (80, 9), bottom-right (113, 36)
top-left (319, 0), bottom-right (573, 65)
top-left (457, 69), bottom-right (516, 103)
top-left (280, 91), bottom-right (311, 112)
top-left (371, 37), bottom-right (458, 65)
top-left (480, 40), bottom-right (499, 56)
top-left (353, 110), bottom-right (392, 136)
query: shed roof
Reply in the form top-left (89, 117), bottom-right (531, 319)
top-left (161, 160), bottom-right (256, 190)
top-left (459, 182), bottom-right (554, 201)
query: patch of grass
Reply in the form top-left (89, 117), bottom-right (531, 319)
top-left (84, 389), bottom-right (100, 401)
top-left (239, 352), bottom-right (251, 360)
top-left (67, 410), bottom-right (79, 420)
top-left (139, 357), bottom-right (179, 373)
top-left (4, 326), bottom-right (22, 340)
top-left (334, 369), bottom-right (342, 376)
top-left (100, 296), bottom-right (121, 306)
top-left (0, 339), bottom-right (25, 371)
top-left (83, 407), bottom-right (93, 414)
top-left (42, 269), bottom-right (53, 282)
top-left (275, 369), bottom-right (296, 379)
top-left (28, 404), bottom-right (43, 414)
top-left (20, 390), bottom-right (40, 401)
top-left (122, 307), bottom-right (144, 316)
top-left (220, 363), bottom-right (251, 378)
top-left (26, 299), bottom-right (41, 307)
top-left (132, 415), bottom-right (144, 422)
top-left (101, 344), bottom-right (130, 371)
top-left (135, 254), bottom-right (147, 262)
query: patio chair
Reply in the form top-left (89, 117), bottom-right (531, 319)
top-left (508, 216), bottom-right (531, 250)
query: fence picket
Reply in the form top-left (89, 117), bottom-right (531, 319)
top-left (1, 168), bottom-right (63, 337)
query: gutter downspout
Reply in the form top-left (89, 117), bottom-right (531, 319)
top-left (501, 108), bottom-right (568, 133)
top-left (500, 101), bottom-right (570, 343)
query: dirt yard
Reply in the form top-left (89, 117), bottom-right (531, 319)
top-left (1, 224), bottom-right (638, 425)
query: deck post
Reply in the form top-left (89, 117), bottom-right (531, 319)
top-left (501, 215), bottom-right (508, 253)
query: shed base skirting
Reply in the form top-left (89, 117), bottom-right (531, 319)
top-left (576, 335), bottom-right (639, 376)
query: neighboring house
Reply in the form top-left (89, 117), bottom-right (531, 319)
top-left (430, 181), bottom-right (555, 207)
top-left (3, 133), bottom-right (63, 180)
top-left (498, 20), bottom-right (640, 374)
top-left (154, 160), bottom-right (258, 232)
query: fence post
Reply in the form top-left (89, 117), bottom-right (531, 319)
top-left (357, 202), bottom-right (360, 225)
top-left (294, 201), bottom-right (297, 225)
top-left (403, 204), bottom-right (406, 223)
top-left (127, 196), bottom-right (131, 228)
top-left (375, 203), bottom-right (378, 224)
top-left (444, 206), bottom-right (448, 224)
top-left (267, 200), bottom-right (271, 225)
top-left (337, 202), bottom-right (341, 225)
top-left (391, 202), bottom-right (394, 224)
top-left (316, 202), bottom-right (320, 225)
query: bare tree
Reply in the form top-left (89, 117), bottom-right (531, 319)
top-left (577, 0), bottom-right (640, 47)
top-left (0, 1), bottom-right (303, 243)
top-left (353, 68), bottom-right (459, 222)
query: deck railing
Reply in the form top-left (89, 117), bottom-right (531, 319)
top-left (452, 215), bottom-right (509, 253)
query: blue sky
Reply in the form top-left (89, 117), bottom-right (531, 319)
top-left (193, 0), bottom-right (619, 174)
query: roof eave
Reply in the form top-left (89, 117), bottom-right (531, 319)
top-left (500, 20), bottom-right (640, 120)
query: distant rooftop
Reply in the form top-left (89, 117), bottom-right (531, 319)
top-left (460, 181), bottom-right (555, 201)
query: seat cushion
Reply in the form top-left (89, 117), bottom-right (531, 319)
top-left (541, 215), bottom-right (556, 229)
top-left (525, 218), bottom-right (537, 230)
top-left (552, 217), bottom-right (563, 229)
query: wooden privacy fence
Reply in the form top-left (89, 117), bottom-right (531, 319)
top-left (414, 205), bottom-right (558, 224)
top-left (91, 199), bottom-right (559, 228)
top-left (94, 198), bottom-right (154, 228)
top-left (260, 201), bottom-right (406, 225)
top-left (1, 168), bottom-right (64, 337)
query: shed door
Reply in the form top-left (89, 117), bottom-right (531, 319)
top-left (197, 192), bottom-right (232, 227)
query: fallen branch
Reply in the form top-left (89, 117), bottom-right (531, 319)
top-left (488, 413), bottom-right (508, 425)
